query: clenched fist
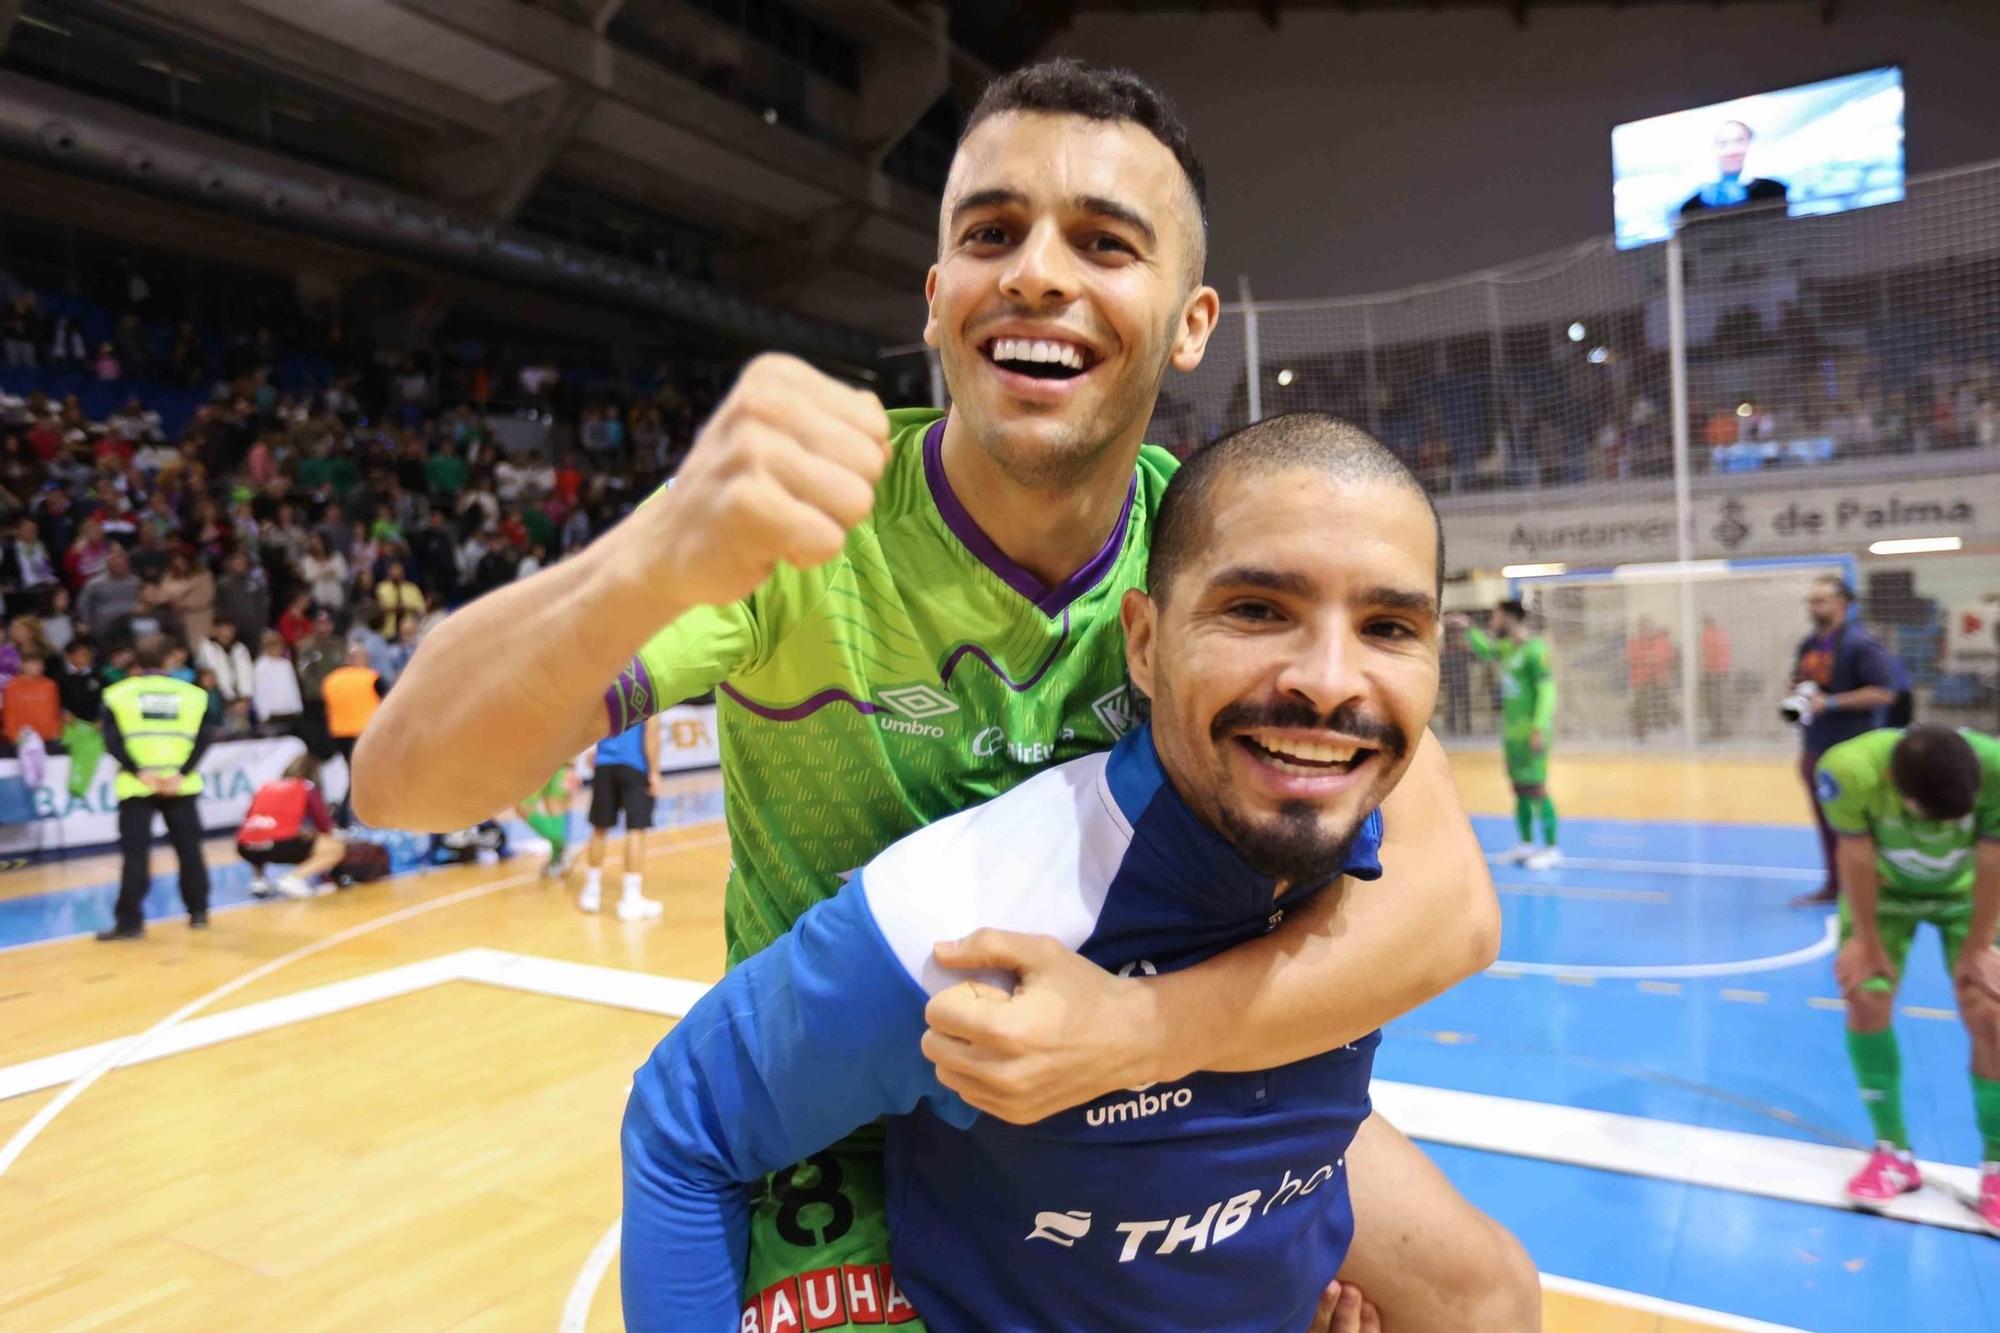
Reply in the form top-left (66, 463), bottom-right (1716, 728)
top-left (620, 354), bottom-right (890, 612)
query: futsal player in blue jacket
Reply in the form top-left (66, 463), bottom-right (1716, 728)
top-left (623, 414), bottom-right (1451, 1332)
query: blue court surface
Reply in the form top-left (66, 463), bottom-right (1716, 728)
top-left (4, 800), bottom-right (1994, 1330)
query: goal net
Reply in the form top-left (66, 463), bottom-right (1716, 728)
top-left (1492, 556), bottom-right (1856, 753)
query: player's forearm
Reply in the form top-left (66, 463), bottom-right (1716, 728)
top-left (352, 536), bottom-right (685, 830)
top-left (1464, 627), bottom-right (1495, 660)
top-left (620, 1100), bottom-right (755, 1333)
top-left (1838, 839), bottom-right (1883, 943)
top-left (1826, 685), bottom-right (1895, 713)
top-left (1144, 732), bottom-right (1500, 1079)
top-left (1532, 683), bottom-right (1557, 733)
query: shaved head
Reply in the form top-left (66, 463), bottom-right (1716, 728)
top-left (1149, 412), bottom-right (1444, 606)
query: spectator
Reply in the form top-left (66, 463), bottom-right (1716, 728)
top-left (164, 644), bottom-right (197, 684)
top-left (1700, 617), bottom-right (1733, 740)
top-left (375, 560), bottom-right (424, 638)
top-left (58, 638), bottom-right (103, 724)
top-left (65, 515), bottom-right (113, 590)
top-left (425, 437), bottom-right (468, 499)
top-left (382, 616), bottom-right (424, 687)
top-left (159, 548), bottom-right (217, 649)
top-left (410, 508), bottom-right (458, 604)
top-left (238, 753), bottom-right (345, 900)
top-left (323, 642), bottom-right (384, 822)
top-left (4, 514), bottom-right (59, 611)
top-left (129, 525), bottom-right (171, 585)
top-left (41, 585), bottom-right (75, 653)
top-left (214, 548), bottom-right (270, 645)
top-left (93, 342), bottom-right (120, 381)
top-left (297, 532), bottom-right (349, 613)
top-left (196, 619), bottom-right (255, 703)
top-left (348, 606), bottom-right (395, 676)
top-left (251, 630), bottom-right (303, 736)
top-left (2, 294), bottom-right (38, 367)
top-left (315, 501), bottom-right (351, 558)
top-left (1627, 619), bottom-right (1676, 741)
top-left (79, 546), bottom-right (144, 642)
top-left (276, 589), bottom-right (314, 648)
top-left (294, 608), bottom-right (344, 757)
top-left (107, 580), bottom-right (184, 653)
top-left (3, 649), bottom-right (62, 751)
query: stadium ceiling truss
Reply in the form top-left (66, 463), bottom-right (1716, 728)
top-left (970, 0), bottom-right (1840, 55)
top-left (0, 0), bottom-right (1008, 343)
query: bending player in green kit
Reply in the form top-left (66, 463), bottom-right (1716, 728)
top-left (518, 764), bottom-right (576, 878)
top-left (1816, 724), bottom-right (2000, 1232)
top-left (1451, 600), bottom-right (1560, 869)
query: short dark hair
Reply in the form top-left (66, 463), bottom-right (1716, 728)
top-left (132, 634), bottom-right (168, 670)
top-left (1497, 600), bottom-right (1528, 622)
top-left (1890, 725), bottom-right (1982, 820)
top-left (1146, 411), bottom-right (1442, 607)
top-left (963, 57), bottom-right (1208, 225)
top-left (1813, 575), bottom-right (1856, 604)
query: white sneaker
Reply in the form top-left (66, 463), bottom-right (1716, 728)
top-left (1499, 842), bottom-right (1536, 865)
top-left (275, 874), bottom-right (313, 900)
top-left (248, 875), bottom-right (273, 899)
top-left (578, 887), bottom-right (601, 914)
top-left (1524, 847), bottom-right (1564, 871)
top-left (616, 894), bottom-right (664, 923)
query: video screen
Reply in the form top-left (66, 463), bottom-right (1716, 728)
top-left (1611, 66), bottom-right (1904, 249)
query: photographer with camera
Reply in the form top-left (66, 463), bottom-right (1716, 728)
top-left (1789, 576), bottom-right (1902, 908)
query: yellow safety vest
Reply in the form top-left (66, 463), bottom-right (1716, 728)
top-left (103, 674), bottom-right (210, 802)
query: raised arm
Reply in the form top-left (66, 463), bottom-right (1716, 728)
top-left (352, 356), bottom-right (887, 830)
top-left (621, 881), bottom-right (957, 1331)
top-left (925, 728), bottom-right (1499, 1120)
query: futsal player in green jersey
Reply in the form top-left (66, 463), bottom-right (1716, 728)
top-left (360, 59), bottom-right (1537, 1331)
top-left (1816, 724), bottom-right (2000, 1231)
top-left (1452, 599), bottom-right (1560, 869)
top-left (517, 764), bottom-right (575, 878)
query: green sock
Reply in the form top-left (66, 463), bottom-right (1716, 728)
top-left (1536, 795), bottom-right (1559, 847)
top-left (1973, 1075), bottom-right (2000, 1163)
top-left (1846, 1028), bottom-right (1909, 1149)
top-left (1515, 796), bottom-right (1534, 843)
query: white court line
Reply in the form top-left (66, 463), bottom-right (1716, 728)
top-left (1495, 882), bottom-right (1670, 904)
top-left (1493, 852), bottom-right (1822, 882)
top-left (1369, 1079), bottom-right (1987, 1234)
top-left (7, 929), bottom-right (1982, 1241)
top-left (0, 953), bottom-right (472, 1101)
top-left (0, 829), bottom-right (730, 1172)
top-left (1538, 1274), bottom-right (1808, 1333)
top-left (0, 873), bottom-right (535, 1177)
top-left (1490, 915), bottom-right (1837, 979)
top-left (560, 1218), bottom-right (623, 1333)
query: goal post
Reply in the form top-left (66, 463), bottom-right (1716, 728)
top-left (1503, 554), bottom-right (1858, 753)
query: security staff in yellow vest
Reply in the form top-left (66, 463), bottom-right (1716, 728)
top-left (95, 635), bottom-right (218, 940)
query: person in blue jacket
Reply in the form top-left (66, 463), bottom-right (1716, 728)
top-left (623, 413), bottom-right (1449, 1333)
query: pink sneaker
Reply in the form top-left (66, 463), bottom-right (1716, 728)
top-left (1977, 1165), bottom-right (2000, 1236)
top-left (1844, 1144), bottom-right (1921, 1208)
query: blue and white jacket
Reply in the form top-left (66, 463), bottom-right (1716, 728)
top-left (622, 724), bottom-right (1384, 1332)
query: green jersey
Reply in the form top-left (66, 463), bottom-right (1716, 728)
top-left (1466, 628), bottom-right (1556, 738)
top-left (609, 409), bottom-right (1173, 963)
top-left (1816, 728), bottom-right (2000, 906)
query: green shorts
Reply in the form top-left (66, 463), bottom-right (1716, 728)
top-left (741, 1125), bottom-right (923, 1329)
top-left (1502, 734), bottom-right (1548, 788)
top-left (1837, 896), bottom-right (1991, 992)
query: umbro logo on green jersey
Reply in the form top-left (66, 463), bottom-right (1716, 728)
top-left (877, 684), bottom-right (960, 720)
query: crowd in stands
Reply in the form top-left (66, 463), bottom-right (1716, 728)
top-left (0, 267), bottom-right (736, 781)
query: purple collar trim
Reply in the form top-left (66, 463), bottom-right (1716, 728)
top-left (921, 419), bottom-right (1136, 618)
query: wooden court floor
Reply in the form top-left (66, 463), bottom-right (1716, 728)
top-left (0, 753), bottom-right (1811, 1332)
